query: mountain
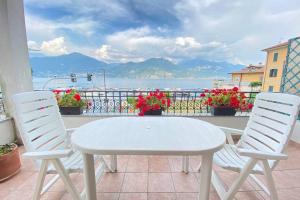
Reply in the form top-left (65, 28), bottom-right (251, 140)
top-left (30, 52), bottom-right (107, 76)
top-left (30, 52), bottom-right (243, 78)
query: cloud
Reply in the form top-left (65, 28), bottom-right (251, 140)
top-left (94, 26), bottom-right (231, 62)
top-left (28, 37), bottom-right (68, 56)
top-left (25, 0), bottom-right (300, 64)
top-left (27, 40), bottom-right (40, 51)
top-left (25, 13), bottom-right (98, 43)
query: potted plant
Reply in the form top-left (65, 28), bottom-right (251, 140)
top-left (128, 90), bottom-right (171, 116)
top-left (200, 87), bottom-right (253, 116)
top-left (0, 143), bottom-right (21, 182)
top-left (53, 89), bottom-right (88, 115)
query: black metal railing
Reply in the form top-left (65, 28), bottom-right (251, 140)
top-left (58, 90), bottom-right (258, 116)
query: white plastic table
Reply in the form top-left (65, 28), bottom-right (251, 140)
top-left (71, 117), bottom-right (226, 200)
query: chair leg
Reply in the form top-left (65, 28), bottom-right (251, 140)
top-left (182, 156), bottom-right (189, 173)
top-left (33, 160), bottom-right (49, 200)
top-left (262, 160), bottom-right (278, 200)
top-left (41, 174), bottom-right (60, 195)
top-left (224, 159), bottom-right (257, 200)
top-left (51, 159), bottom-right (80, 200)
top-left (211, 169), bottom-right (227, 198)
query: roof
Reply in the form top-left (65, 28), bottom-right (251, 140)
top-left (229, 64), bottom-right (265, 74)
top-left (262, 41), bottom-right (288, 51)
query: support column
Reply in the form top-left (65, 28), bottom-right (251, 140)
top-left (0, 0), bottom-right (33, 141)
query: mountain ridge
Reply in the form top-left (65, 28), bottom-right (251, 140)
top-left (30, 52), bottom-right (243, 78)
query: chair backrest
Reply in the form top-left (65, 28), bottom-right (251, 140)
top-left (12, 91), bottom-right (67, 153)
top-left (239, 92), bottom-right (300, 167)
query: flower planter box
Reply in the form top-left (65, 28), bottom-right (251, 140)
top-left (0, 144), bottom-right (21, 182)
top-left (144, 109), bottom-right (162, 115)
top-left (210, 107), bottom-right (236, 116)
top-left (59, 107), bottom-right (83, 115)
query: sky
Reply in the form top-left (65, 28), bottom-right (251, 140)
top-left (24, 0), bottom-right (300, 64)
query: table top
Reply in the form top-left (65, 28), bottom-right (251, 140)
top-left (71, 117), bottom-right (226, 155)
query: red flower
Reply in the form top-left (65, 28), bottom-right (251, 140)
top-left (248, 103), bottom-right (254, 110)
top-left (73, 93), bottom-right (81, 101)
top-left (138, 112), bottom-right (144, 116)
top-left (152, 104), bottom-right (161, 110)
top-left (167, 98), bottom-right (171, 107)
top-left (232, 87), bottom-right (239, 92)
top-left (53, 89), bottom-right (61, 94)
top-left (66, 89), bottom-right (72, 94)
top-left (200, 93), bottom-right (206, 97)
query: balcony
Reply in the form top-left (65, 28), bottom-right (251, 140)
top-left (0, 141), bottom-right (299, 200)
top-left (1, 1), bottom-right (300, 200)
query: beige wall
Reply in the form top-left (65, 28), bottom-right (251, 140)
top-left (262, 46), bottom-right (288, 92)
top-left (232, 73), bottom-right (263, 83)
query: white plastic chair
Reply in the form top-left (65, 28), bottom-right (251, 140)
top-left (209, 92), bottom-right (300, 200)
top-left (12, 91), bottom-right (110, 200)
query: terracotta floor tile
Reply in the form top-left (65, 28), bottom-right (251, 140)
top-left (259, 188), bottom-right (300, 200)
top-left (189, 156), bottom-right (202, 172)
top-left (121, 173), bottom-right (148, 192)
top-left (102, 155), bottom-right (129, 173)
top-left (2, 142), bottom-right (300, 200)
top-left (172, 173), bottom-right (199, 192)
top-left (217, 171), bottom-right (259, 191)
top-left (97, 193), bottom-right (120, 200)
top-left (119, 193), bottom-right (147, 200)
top-left (176, 193), bottom-right (198, 200)
top-left (47, 173), bottom-right (79, 192)
top-left (193, 172), bottom-right (215, 192)
top-left (148, 193), bottom-right (177, 200)
top-left (149, 156), bottom-right (171, 172)
top-left (235, 191), bottom-right (265, 200)
top-left (126, 156), bottom-right (148, 172)
top-left (258, 169), bottom-right (300, 189)
top-left (148, 173), bottom-right (175, 192)
top-left (97, 172), bottom-right (124, 192)
top-left (176, 192), bottom-right (221, 200)
top-left (40, 191), bottom-right (66, 200)
top-left (3, 190), bottom-right (34, 200)
top-left (168, 156), bottom-right (184, 172)
top-left (116, 155), bottom-right (130, 172)
top-left (0, 171), bottom-right (35, 193)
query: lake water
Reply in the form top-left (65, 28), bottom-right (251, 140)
top-left (33, 77), bottom-right (216, 90)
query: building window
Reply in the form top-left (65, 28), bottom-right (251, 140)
top-left (268, 86), bottom-right (274, 92)
top-left (269, 69), bottom-right (278, 77)
top-left (273, 52), bottom-right (278, 62)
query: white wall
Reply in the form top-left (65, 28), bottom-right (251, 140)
top-left (0, 0), bottom-right (33, 143)
top-left (0, 0), bottom-right (33, 115)
top-left (62, 116), bottom-right (300, 144)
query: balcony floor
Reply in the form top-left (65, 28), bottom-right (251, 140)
top-left (1, 142), bottom-right (300, 200)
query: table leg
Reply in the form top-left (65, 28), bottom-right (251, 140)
top-left (82, 153), bottom-right (97, 200)
top-left (198, 153), bottom-right (213, 200)
top-left (110, 155), bottom-right (117, 172)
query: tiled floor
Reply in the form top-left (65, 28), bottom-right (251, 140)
top-left (1, 141), bottom-right (300, 200)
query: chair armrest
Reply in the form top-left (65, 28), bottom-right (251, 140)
top-left (237, 148), bottom-right (288, 160)
top-left (66, 128), bottom-right (77, 133)
top-left (23, 149), bottom-right (73, 160)
top-left (218, 126), bottom-right (244, 135)
top-left (218, 126), bottom-right (244, 145)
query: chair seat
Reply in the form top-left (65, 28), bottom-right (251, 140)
top-left (47, 150), bottom-right (106, 174)
top-left (47, 150), bottom-right (83, 174)
top-left (213, 144), bottom-right (264, 174)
